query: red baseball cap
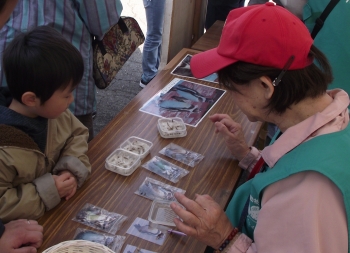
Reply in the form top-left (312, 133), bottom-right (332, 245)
top-left (191, 2), bottom-right (314, 79)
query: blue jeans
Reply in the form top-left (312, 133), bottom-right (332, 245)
top-left (141, 0), bottom-right (166, 83)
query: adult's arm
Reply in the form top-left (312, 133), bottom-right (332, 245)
top-left (209, 114), bottom-right (261, 172)
top-left (75, 0), bottom-right (123, 40)
top-left (171, 171), bottom-right (347, 253)
top-left (171, 193), bottom-right (235, 249)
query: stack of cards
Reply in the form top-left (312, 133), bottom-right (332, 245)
top-left (72, 204), bottom-right (128, 234)
top-left (135, 177), bottom-right (185, 201)
top-left (142, 157), bottom-right (189, 183)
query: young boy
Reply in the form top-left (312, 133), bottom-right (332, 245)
top-left (0, 26), bottom-right (91, 223)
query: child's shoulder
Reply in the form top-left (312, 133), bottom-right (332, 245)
top-left (0, 124), bottom-right (40, 151)
top-left (51, 109), bottom-right (87, 131)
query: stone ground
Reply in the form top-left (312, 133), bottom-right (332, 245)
top-left (93, 0), bottom-right (147, 136)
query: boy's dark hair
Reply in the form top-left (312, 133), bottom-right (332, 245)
top-left (217, 45), bottom-right (333, 114)
top-left (3, 25), bottom-right (84, 105)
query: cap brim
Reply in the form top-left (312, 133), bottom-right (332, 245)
top-left (190, 47), bottom-right (238, 79)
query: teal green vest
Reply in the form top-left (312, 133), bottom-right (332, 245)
top-left (303, 1), bottom-right (350, 108)
top-left (226, 125), bottom-right (350, 250)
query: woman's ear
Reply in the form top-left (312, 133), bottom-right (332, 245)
top-left (21, 92), bottom-right (39, 107)
top-left (259, 76), bottom-right (274, 100)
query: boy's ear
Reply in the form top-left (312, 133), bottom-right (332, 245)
top-left (21, 92), bottom-right (39, 107)
top-left (259, 76), bottom-right (274, 100)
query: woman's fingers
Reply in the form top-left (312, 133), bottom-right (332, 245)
top-left (209, 113), bottom-right (230, 122)
top-left (214, 121), bottom-right (232, 136)
top-left (172, 218), bottom-right (198, 237)
top-left (171, 201), bottom-right (204, 238)
top-left (171, 199), bottom-right (199, 226)
top-left (174, 193), bottom-right (206, 215)
top-left (172, 193), bottom-right (216, 229)
top-left (193, 194), bottom-right (215, 210)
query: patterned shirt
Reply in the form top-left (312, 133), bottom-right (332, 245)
top-left (0, 0), bottom-right (123, 116)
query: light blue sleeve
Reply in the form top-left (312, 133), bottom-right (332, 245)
top-left (75, 0), bottom-right (123, 39)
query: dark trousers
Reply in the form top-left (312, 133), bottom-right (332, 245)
top-left (205, 0), bottom-right (241, 29)
top-left (76, 113), bottom-right (94, 142)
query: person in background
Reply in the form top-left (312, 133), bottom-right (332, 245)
top-left (139, 0), bottom-right (166, 88)
top-left (302, 0), bottom-right (350, 97)
top-left (0, 1), bottom-right (43, 252)
top-left (0, 0), bottom-right (123, 141)
top-left (171, 3), bottom-right (350, 252)
top-left (205, 0), bottom-right (241, 29)
top-left (0, 25), bottom-right (91, 223)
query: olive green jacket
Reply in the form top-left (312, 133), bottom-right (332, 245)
top-left (0, 110), bottom-right (91, 223)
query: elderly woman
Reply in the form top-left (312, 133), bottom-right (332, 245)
top-left (170, 3), bottom-right (350, 253)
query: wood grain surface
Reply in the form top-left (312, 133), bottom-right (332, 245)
top-left (37, 48), bottom-right (262, 253)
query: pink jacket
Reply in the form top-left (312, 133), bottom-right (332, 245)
top-left (229, 89), bottom-right (349, 253)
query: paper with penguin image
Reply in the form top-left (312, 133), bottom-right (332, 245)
top-left (139, 78), bottom-right (225, 127)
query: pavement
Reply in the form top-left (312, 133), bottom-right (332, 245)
top-left (93, 0), bottom-right (147, 136)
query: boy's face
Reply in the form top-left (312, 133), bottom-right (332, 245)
top-left (36, 83), bottom-right (75, 119)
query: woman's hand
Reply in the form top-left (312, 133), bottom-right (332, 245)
top-left (209, 114), bottom-right (250, 161)
top-left (170, 192), bottom-right (234, 249)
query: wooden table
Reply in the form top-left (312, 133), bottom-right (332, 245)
top-left (37, 48), bottom-right (262, 253)
top-left (191, 20), bottom-right (224, 51)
